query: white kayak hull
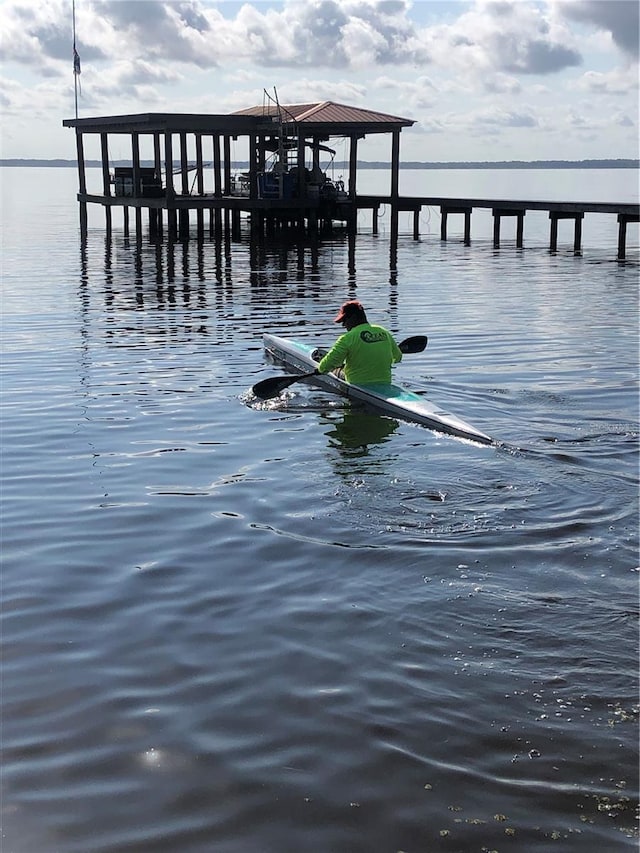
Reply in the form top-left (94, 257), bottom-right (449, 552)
top-left (263, 334), bottom-right (493, 445)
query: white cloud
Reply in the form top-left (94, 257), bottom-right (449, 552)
top-left (373, 74), bottom-right (438, 109)
top-left (0, 0), bottom-right (637, 160)
top-left (470, 106), bottom-right (539, 128)
top-left (112, 59), bottom-right (184, 87)
top-left (614, 112), bottom-right (634, 128)
top-left (423, 1), bottom-right (582, 75)
top-left (483, 73), bottom-right (522, 94)
top-left (555, 0), bottom-right (639, 58)
top-left (573, 65), bottom-right (640, 95)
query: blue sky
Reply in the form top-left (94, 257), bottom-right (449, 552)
top-left (1, 0), bottom-right (638, 162)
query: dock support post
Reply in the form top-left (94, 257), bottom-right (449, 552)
top-left (413, 208), bottom-right (420, 240)
top-left (99, 133), bottom-right (112, 237)
top-left (617, 216), bottom-right (626, 260)
top-left (132, 131), bottom-right (141, 196)
top-left (493, 209), bottom-right (525, 248)
top-left (223, 136), bottom-right (231, 196)
top-left (390, 130), bottom-right (400, 243)
top-left (167, 209), bottom-right (177, 241)
top-left (195, 134), bottom-right (204, 194)
top-left (135, 207), bottom-right (142, 243)
top-left (296, 135), bottom-right (306, 200)
top-left (195, 133), bottom-right (204, 238)
top-left (153, 133), bottom-right (162, 192)
top-left (179, 210), bottom-right (190, 241)
top-left (251, 134), bottom-right (260, 200)
top-left (100, 133), bottom-right (112, 237)
top-left (75, 130), bottom-right (88, 238)
top-left (79, 203), bottom-right (87, 239)
top-left (573, 214), bottom-right (582, 255)
top-left (179, 132), bottom-right (189, 196)
top-left (164, 130), bottom-right (175, 209)
top-left (100, 133), bottom-right (111, 197)
top-left (348, 135), bottom-right (359, 200)
top-left (441, 206), bottom-right (472, 244)
top-left (549, 212), bottom-right (584, 254)
top-left (213, 135), bottom-right (222, 197)
top-left (617, 213), bottom-right (639, 260)
top-left (390, 206), bottom-right (399, 243)
top-left (550, 214), bottom-right (558, 252)
top-left (231, 209), bottom-right (241, 239)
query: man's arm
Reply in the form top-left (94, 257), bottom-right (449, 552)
top-left (317, 335), bottom-right (350, 374)
top-left (390, 333), bottom-right (403, 364)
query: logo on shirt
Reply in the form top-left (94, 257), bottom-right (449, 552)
top-left (360, 330), bottom-right (386, 344)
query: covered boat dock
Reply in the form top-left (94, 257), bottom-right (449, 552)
top-left (63, 102), bottom-right (638, 259)
top-left (62, 102), bottom-right (414, 241)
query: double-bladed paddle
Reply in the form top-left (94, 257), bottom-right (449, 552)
top-left (252, 335), bottom-right (428, 401)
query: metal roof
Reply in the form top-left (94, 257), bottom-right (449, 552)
top-left (233, 100), bottom-right (414, 133)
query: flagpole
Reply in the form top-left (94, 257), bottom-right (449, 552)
top-left (72, 0), bottom-right (78, 118)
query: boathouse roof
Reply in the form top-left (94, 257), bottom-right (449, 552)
top-left (233, 100), bottom-right (414, 134)
top-left (63, 102), bottom-right (415, 137)
top-left (62, 112), bottom-right (264, 134)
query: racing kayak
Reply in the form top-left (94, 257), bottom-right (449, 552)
top-left (261, 333), bottom-right (493, 445)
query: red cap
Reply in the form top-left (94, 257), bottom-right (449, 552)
top-left (334, 300), bottom-right (364, 323)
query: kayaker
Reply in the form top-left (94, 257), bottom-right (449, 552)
top-left (313, 300), bottom-right (403, 384)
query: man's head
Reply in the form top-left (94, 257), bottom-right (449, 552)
top-left (334, 300), bottom-right (367, 329)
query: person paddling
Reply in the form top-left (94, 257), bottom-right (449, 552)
top-left (314, 300), bottom-right (403, 384)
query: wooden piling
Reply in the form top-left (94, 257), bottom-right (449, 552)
top-left (440, 205), bottom-right (472, 245)
top-left (549, 211), bottom-right (584, 254)
top-left (493, 209), bottom-right (525, 248)
top-left (75, 130), bottom-right (87, 237)
top-left (617, 213), bottom-right (639, 260)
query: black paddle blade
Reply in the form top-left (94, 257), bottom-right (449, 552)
top-left (252, 371), bottom-right (317, 400)
top-left (399, 335), bottom-right (428, 354)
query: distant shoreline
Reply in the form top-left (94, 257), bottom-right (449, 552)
top-left (1, 158), bottom-right (638, 170)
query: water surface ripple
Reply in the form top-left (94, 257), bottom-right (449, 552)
top-left (2, 168), bottom-right (638, 852)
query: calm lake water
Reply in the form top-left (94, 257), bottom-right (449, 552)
top-left (2, 167), bottom-right (638, 853)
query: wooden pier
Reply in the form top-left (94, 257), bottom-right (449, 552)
top-left (357, 195), bottom-right (639, 259)
top-left (63, 105), bottom-right (638, 260)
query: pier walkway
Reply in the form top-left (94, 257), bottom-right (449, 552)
top-left (357, 195), bottom-right (639, 259)
top-left (74, 188), bottom-right (638, 260)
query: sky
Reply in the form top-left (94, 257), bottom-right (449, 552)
top-left (0, 0), bottom-right (638, 162)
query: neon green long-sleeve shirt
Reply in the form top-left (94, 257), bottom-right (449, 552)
top-left (317, 323), bottom-right (402, 385)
